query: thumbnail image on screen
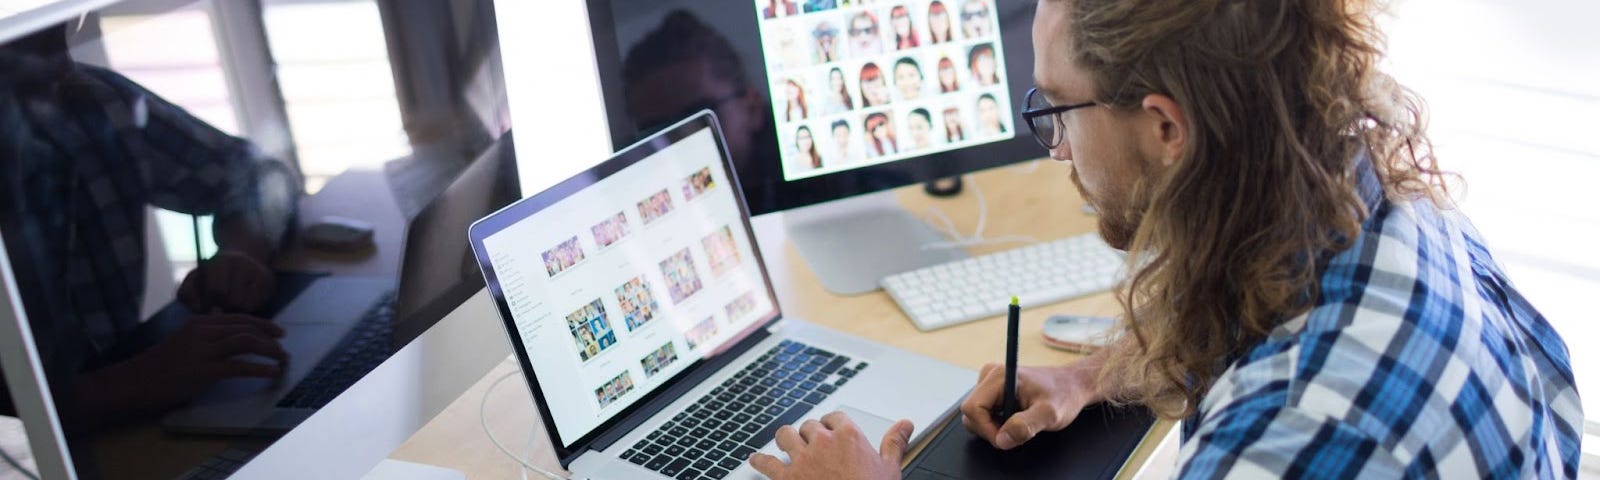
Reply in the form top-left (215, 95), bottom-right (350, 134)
top-left (756, 0), bottom-right (1016, 181)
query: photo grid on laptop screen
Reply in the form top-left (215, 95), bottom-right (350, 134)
top-left (479, 128), bottom-right (776, 446)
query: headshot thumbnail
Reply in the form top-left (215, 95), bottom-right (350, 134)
top-left (565, 299), bottom-right (618, 362)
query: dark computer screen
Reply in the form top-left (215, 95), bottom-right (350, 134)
top-left (587, 0), bottom-right (1042, 216)
top-left (0, 1), bottom-right (516, 477)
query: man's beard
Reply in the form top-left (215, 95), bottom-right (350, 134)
top-left (1070, 167), bottom-right (1140, 251)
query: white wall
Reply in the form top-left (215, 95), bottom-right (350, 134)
top-left (493, 1), bottom-right (613, 196)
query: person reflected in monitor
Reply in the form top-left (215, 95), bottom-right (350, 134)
top-left (830, 120), bottom-right (854, 161)
top-left (823, 67), bottom-right (855, 114)
top-left (928, 1), bottom-right (955, 44)
top-left (783, 79), bottom-right (810, 121)
top-left (893, 57), bottom-right (924, 101)
top-left (847, 11), bottom-right (884, 58)
top-left (0, 25), bottom-right (298, 426)
top-left (863, 112), bottom-right (898, 158)
top-left (812, 20), bottom-right (842, 63)
top-left (795, 126), bottom-right (824, 170)
top-left (890, 5), bottom-right (920, 50)
top-left (937, 56), bottom-right (961, 93)
top-left (906, 108), bottom-right (936, 150)
top-left (622, 11), bottom-right (781, 206)
top-left (943, 106), bottom-right (967, 142)
top-left (970, 43), bottom-right (1000, 86)
top-left (858, 62), bottom-right (892, 107)
top-left (976, 93), bottom-right (1007, 136)
top-left (961, 0), bottom-right (993, 38)
top-left (763, 0), bottom-right (799, 18)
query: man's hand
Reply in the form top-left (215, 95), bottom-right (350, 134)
top-left (960, 363), bottom-right (1098, 450)
top-left (749, 411), bottom-right (911, 480)
top-left (81, 313), bottom-right (288, 416)
top-left (178, 251), bottom-right (275, 313)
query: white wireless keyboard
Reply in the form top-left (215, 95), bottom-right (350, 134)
top-left (880, 233), bottom-right (1125, 331)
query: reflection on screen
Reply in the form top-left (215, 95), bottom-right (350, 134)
top-left (480, 128), bottom-right (775, 446)
top-left (756, 0), bottom-right (1016, 181)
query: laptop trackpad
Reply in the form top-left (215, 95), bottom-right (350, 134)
top-left (837, 405), bottom-right (895, 449)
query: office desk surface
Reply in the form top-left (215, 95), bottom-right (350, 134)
top-left (389, 161), bottom-right (1176, 478)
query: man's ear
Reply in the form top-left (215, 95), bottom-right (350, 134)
top-left (1140, 94), bottom-right (1189, 167)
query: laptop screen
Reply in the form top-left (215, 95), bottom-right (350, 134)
top-left (475, 118), bottom-right (777, 447)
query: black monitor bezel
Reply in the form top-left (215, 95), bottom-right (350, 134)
top-left (584, 0), bottom-right (1045, 216)
top-left (466, 112), bottom-right (784, 466)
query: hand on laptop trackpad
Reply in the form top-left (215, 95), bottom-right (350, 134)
top-left (762, 405), bottom-right (898, 464)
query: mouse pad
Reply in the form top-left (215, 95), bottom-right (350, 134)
top-left (903, 403), bottom-right (1156, 480)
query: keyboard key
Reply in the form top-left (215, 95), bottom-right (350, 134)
top-left (730, 431), bottom-right (751, 443)
top-left (660, 459), bottom-right (689, 476)
top-left (751, 404), bottom-right (812, 449)
top-left (692, 458), bottom-right (715, 472)
top-left (718, 457), bottom-right (742, 471)
top-left (821, 356), bottom-right (850, 374)
top-left (627, 451), bottom-right (651, 465)
top-left (804, 392), bottom-right (827, 405)
top-left (706, 466), bottom-right (731, 479)
top-left (719, 440), bottom-right (742, 452)
top-left (695, 439), bottom-right (717, 451)
top-left (730, 445), bottom-right (757, 461)
top-left (691, 427), bottom-right (711, 438)
top-left (708, 429), bottom-right (729, 442)
top-left (676, 469), bottom-right (700, 480)
top-left (817, 383), bottom-right (837, 394)
top-left (755, 413), bottom-right (775, 424)
top-left (642, 444), bottom-right (664, 456)
top-left (646, 454), bottom-right (672, 471)
top-left (675, 436), bottom-right (697, 447)
top-left (665, 445), bottom-right (686, 457)
top-left (685, 448), bottom-right (705, 460)
top-left (668, 426), bottom-right (689, 437)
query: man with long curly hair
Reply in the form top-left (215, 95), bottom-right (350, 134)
top-left (751, 1), bottom-right (1583, 478)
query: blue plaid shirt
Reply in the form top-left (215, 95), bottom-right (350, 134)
top-left (1174, 195), bottom-right (1583, 478)
top-left (0, 52), bottom-right (296, 370)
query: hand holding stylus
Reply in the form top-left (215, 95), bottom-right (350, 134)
top-left (959, 297), bottom-right (1101, 450)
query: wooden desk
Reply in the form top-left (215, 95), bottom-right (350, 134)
top-left (389, 162), bottom-right (1176, 478)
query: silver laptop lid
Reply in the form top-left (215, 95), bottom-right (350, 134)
top-left (468, 112), bottom-right (782, 463)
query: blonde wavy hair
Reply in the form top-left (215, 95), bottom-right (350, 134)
top-left (1059, 0), bottom-right (1453, 418)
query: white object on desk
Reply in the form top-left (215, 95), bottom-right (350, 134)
top-left (881, 233), bottom-right (1125, 331)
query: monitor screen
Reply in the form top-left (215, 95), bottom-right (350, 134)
top-left (757, 1), bottom-right (1016, 181)
top-left (475, 122), bottom-right (776, 447)
top-left (587, 0), bottom-right (1040, 216)
top-left (0, 1), bottom-right (515, 477)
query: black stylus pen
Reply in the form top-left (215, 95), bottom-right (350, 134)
top-left (996, 296), bottom-right (1021, 422)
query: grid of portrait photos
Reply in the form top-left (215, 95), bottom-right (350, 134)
top-left (566, 299), bottom-right (618, 362)
top-left (614, 276), bottom-right (660, 331)
top-left (594, 371), bottom-right (636, 410)
top-left (757, 0), bottom-right (1016, 181)
top-left (701, 225), bottom-right (743, 277)
top-left (545, 164), bottom-right (759, 410)
top-left (542, 236), bottom-right (586, 277)
top-left (639, 342), bottom-right (680, 379)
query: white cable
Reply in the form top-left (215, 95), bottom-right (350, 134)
top-left (1009, 158), bottom-right (1044, 175)
top-left (920, 175), bottom-right (1041, 251)
top-left (480, 371), bottom-right (569, 480)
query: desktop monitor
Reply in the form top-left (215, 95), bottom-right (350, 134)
top-left (587, 0), bottom-right (1042, 293)
top-left (0, 1), bottom-right (518, 478)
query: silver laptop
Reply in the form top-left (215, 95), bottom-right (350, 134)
top-left (468, 112), bottom-right (975, 480)
top-left (163, 135), bottom-right (520, 435)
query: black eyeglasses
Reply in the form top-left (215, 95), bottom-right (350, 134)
top-left (1021, 87), bottom-right (1097, 149)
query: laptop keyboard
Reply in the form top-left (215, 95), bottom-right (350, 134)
top-left (276, 291), bottom-right (397, 409)
top-left (621, 339), bottom-right (869, 479)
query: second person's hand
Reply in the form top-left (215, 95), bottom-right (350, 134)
top-left (959, 362), bottom-right (1101, 450)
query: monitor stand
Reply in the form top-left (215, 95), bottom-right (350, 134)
top-left (784, 191), bottom-right (967, 295)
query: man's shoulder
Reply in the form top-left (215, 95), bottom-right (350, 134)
top-left (1196, 199), bottom-right (1582, 477)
